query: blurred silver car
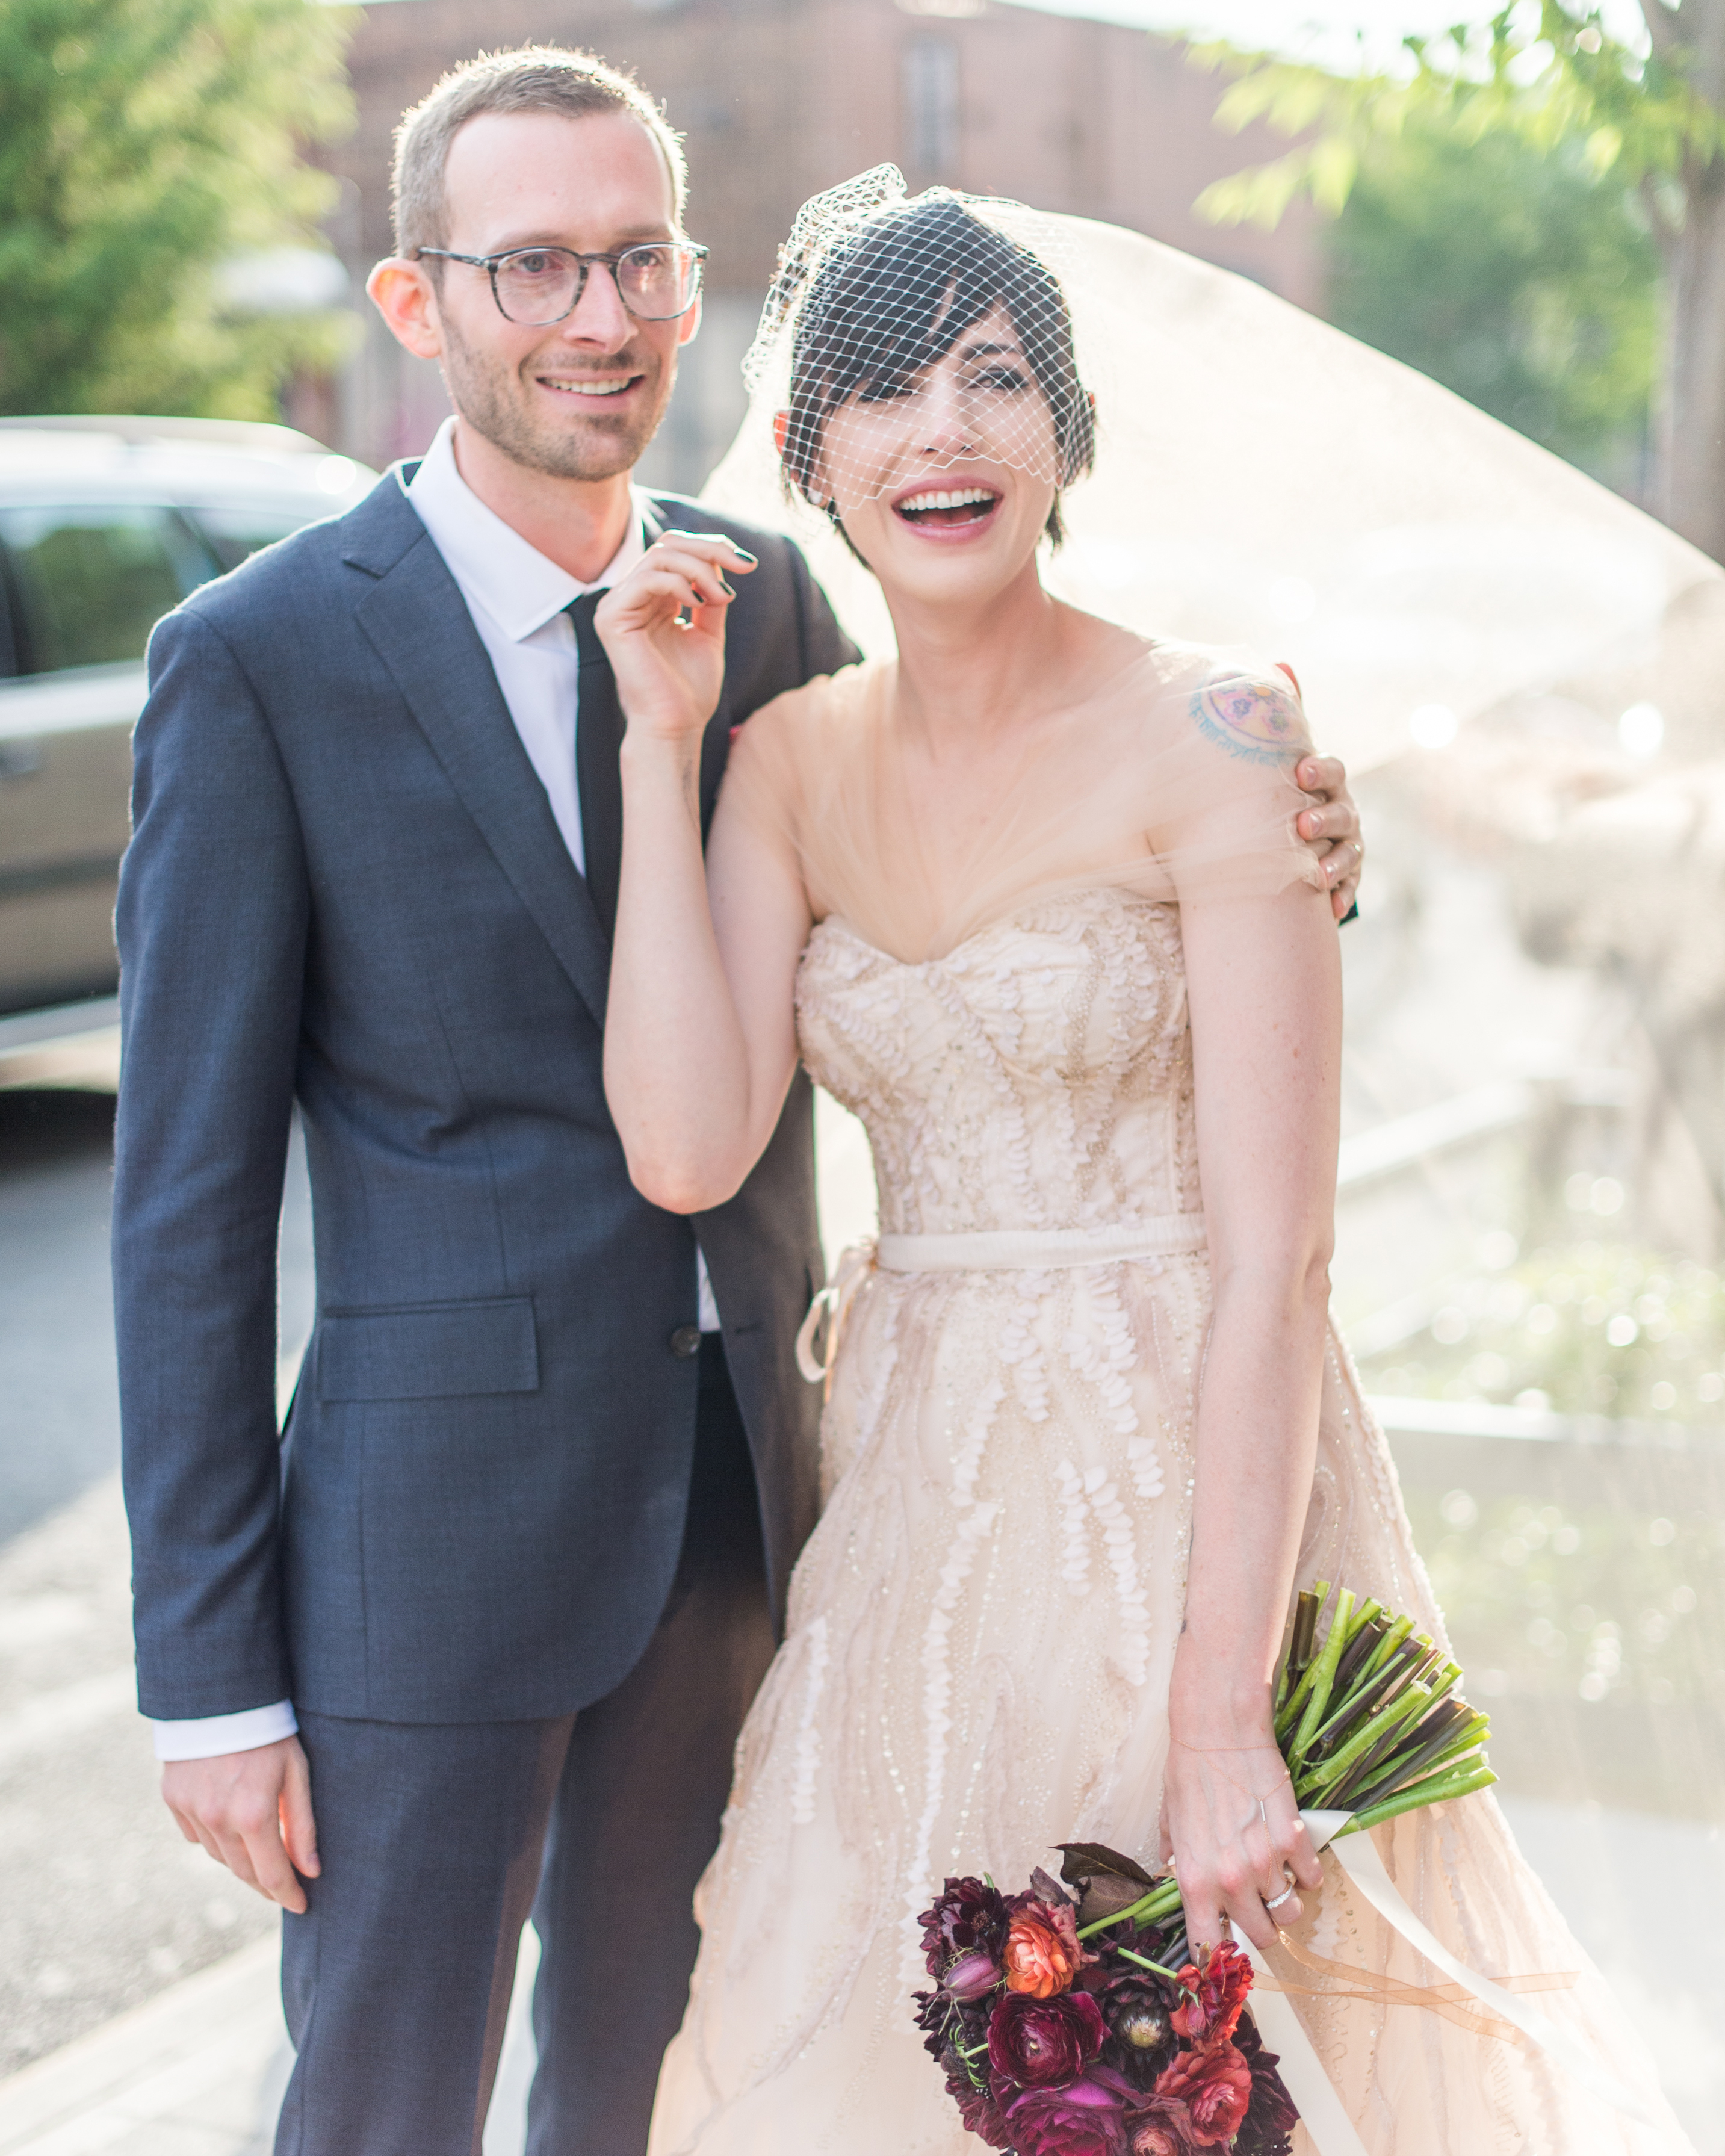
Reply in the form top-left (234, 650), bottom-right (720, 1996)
top-left (0, 417), bottom-right (376, 1065)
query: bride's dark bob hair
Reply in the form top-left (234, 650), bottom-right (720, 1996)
top-left (781, 195), bottom-right (1095, 548)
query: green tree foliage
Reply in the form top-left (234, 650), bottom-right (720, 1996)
top-left (1326, 120), bottom-right (1660, 483)
top-left (0, 0), bottom-right (355, 420)
top-left (1188, 2), bottom-right (1725, 559)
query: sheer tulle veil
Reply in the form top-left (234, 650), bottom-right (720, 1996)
top-left (702, 165), bottom-right (1725, 778)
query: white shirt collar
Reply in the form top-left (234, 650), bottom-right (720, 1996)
top-left (406, 416), bottom-right (650, 642)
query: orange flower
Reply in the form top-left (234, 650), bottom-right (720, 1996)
top-left (1003, 1906), bottom-right (1082, 1997)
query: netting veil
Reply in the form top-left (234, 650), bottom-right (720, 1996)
top-left (708, 167), bottom-right (1725, 780)
top-left (743, 166), bottom-right (1091, 523)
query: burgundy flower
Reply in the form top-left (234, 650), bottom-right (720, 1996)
top-left (988, 1989), bottom-right (1106, 2087)
top-left (1101, 1975), bottom-right (1175, 2065)
top-left (1232, 2015), bottom-right (1299, 2156)
top-left (919, 1876), bottom-right (1010, 1979)
top-left (1003, 1892), bottom-right (1088, 1998)
top-left (1169, 1942), bottom-right (1254, 2049)
top-left (1153, 2041), bottom-right (1254, 2148)
top-left (1002, 2065), bottom-right (1141, 2156)
top-left (944, 2060), bottom-right (1014, 2149)
top-left (944, 1948), bottom-right (1003, 2001)
top-left (1126, 2098), bottom-right (1202, 2156)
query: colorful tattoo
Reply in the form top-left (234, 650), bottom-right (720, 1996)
top-left (1191, 677), bottom-right (1306, 766)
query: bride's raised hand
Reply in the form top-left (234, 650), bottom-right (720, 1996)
top-left (595, 531), bottom-right (757, 746)
top-left (1159, 1724), bottom-right (1323, 1954)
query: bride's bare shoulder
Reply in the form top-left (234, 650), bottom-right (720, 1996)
top-left (1123, 640), bottom-right (1312, 768)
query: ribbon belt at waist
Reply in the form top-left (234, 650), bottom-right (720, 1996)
top-left (796, 1215), bottom-right (1207, 1392)
top-left (876, 1216), bottom-right (1207, 1273)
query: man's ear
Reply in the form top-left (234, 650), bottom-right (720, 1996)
top-left (676, 293), bottom-right (702, 349)
top-left (368, 258), bottom-right (443, 361)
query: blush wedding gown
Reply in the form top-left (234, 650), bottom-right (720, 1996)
top-left (643, 646), bottom-right (1690, 2156)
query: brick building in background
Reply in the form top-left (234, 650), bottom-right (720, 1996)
top-left (315, 0), bottom-right (1324, 488)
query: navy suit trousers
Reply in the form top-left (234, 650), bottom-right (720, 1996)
top-left (274, 1339), bottom-right (773, 2156)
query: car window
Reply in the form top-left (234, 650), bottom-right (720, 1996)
top-left (187, 503), bottom-right (314, 574)
top-left (0, 504), bottom-right (216, 674)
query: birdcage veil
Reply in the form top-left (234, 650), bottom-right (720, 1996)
top-left (736, 166), bottom-right (1090, 539)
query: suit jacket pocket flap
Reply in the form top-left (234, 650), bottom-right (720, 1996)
top-left (317, 1296), bottom-right (539, 1402)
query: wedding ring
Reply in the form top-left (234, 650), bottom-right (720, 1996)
top-left (1263, 1883), bottom-right (1298, 1913)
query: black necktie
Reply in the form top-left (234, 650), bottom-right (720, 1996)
top-left (566, 591), bottom-right (625, 940)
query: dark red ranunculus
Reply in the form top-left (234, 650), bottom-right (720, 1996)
top-left (1169, 1942), bottom-right (1254, 2049)
top-left (1001, 2066), bottom-right (1141, 2156)
top-left (920, 1876), bottom-right (1011, 1978)
top-left (944, 2060), bottom-right (1014, 2149)
top-left (988, 1988), bottom-right (1107, 2087)
top-left (1153, 2041), bottom-right (1254, 2148)
top-left (1126, 2097), bottom-right (1203, 2156)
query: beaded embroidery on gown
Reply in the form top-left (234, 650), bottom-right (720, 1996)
top-left (645, 649), bottom-right (1689, 2156)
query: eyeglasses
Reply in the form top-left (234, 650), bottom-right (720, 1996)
top-left (415, 241), bottom-right (708, 326)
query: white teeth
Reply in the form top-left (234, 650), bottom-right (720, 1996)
top-left (897, 486), bottom-right (997, 513)
top-left (542, 377), bottom-right (631, 397)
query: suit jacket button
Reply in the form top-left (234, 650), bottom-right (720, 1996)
top-left (669, 1324), bottom-right (702, 1359)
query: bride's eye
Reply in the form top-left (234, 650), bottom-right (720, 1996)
top-left (856, 377), bottom-right (919, 404)
top-left (971, 366), bottom-right (1030, 392)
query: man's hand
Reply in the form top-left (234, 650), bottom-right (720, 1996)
top-left (1292, 753), bottom-right (1363, 922)
top-left (162, 1735), bottom-right (319, 1914)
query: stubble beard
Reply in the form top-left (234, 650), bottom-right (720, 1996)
top-left (439, 311), bottom-right (672, 482)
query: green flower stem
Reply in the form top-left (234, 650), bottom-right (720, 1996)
top-left (1291, 1588), bottom-right (1357, 1766)
top-left (1115, 1946), bottom-right (1192, 1990)
top-left (1357, 1612), bottom-right (1416, 1685)
top-left (1076, 1883), bottom-right (1183, 1940)
top-left (1334, 1763), bottom-right (1498, 1834)
top-left (1302, 1677), bottom-right (1432, 1797)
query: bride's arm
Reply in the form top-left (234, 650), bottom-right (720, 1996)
top-left (1164, 870), bottom-right (1341, 1951)
top-left (598, 532), bottom-right (813, 1213)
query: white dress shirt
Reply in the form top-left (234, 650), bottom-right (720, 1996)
top-left (153, 419), bottom-right (718, 1763)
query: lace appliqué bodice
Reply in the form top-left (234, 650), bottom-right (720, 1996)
top-left (797, 891), bottom-right (1200, 1238)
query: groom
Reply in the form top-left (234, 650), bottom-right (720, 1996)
top-left (113, 43), bottom-right (1365, 2156)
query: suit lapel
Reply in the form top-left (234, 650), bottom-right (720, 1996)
top-left (347, 491), bottom-right (612, 1026)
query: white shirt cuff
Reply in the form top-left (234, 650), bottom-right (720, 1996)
top-left (152, 1700), bottom-right (299, 1761)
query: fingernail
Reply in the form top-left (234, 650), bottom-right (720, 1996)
top-left (718, 575), bottom-right (736, 599)
top-left (732, 547), bottom-right (757, 564)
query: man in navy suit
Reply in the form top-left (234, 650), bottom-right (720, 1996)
top-left (113, 45), bottom-right (1364, 2155)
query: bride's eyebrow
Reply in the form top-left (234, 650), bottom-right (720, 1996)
top-left (958, 339), bottom-right (1024, 362)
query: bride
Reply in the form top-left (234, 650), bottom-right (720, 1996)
top-left (595, 183), bottom-right (1688, 2154)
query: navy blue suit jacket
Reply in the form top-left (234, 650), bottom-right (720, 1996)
top-left (113, 468), bottom-right (858, 1723)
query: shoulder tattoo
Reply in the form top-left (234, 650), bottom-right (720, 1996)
top-left (1190, 676), bottom-right (1305, 766)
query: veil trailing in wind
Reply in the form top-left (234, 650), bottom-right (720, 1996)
top-left (701, 171), bottom-right (1725, 2142)
top-left (705, 165), bottom-right (1725, 779)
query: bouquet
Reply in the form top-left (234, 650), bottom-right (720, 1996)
top-left (914, 1585), bottom-right (1494, 2154)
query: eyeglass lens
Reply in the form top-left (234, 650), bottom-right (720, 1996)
top-left (494, 246), bottom-right (699, 325)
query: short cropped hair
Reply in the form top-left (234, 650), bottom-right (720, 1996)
top-left (781, 195), bottom-right (1094, 548)
top-left (391, 46), bottom-right (689, 261)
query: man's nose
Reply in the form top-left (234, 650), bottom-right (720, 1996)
top-left (559, 261), bottom-right (633, 349)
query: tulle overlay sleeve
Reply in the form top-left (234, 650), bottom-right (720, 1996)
top-left (716, 640), bottom-right (1325, 964)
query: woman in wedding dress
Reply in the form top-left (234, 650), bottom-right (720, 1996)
top-left (595, 181), bottom-right (1691, 2155)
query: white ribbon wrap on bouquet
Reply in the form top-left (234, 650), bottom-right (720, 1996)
top-left (1233, 1808), bottom-right (1654, 2155)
